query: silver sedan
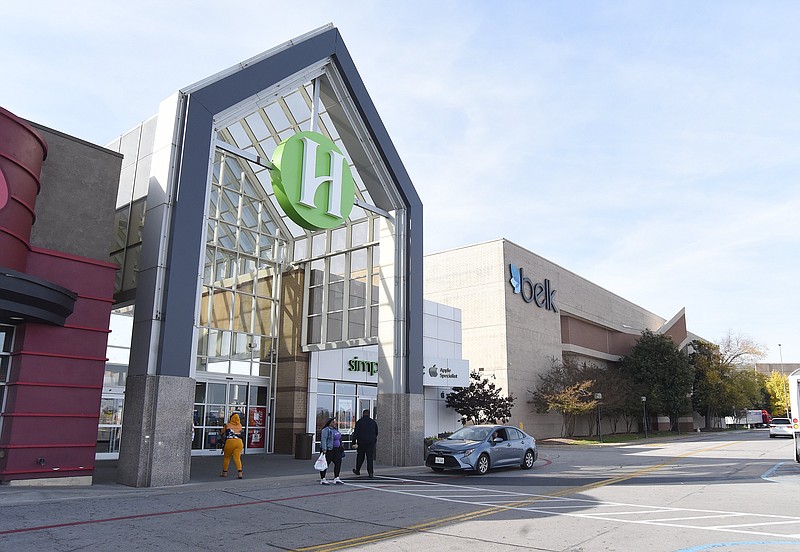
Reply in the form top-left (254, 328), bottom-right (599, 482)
top-left (425, 424), bottom-right (537, 475)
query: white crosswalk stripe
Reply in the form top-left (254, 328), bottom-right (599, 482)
top-left (346, 475), bottom-right (800, 540)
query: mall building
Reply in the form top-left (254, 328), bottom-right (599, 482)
top-left (1, 25), bottom-right (448, 487)
top-left (1, 25), bottom-right (696, 487)
top-left (425, 239), bottom-right (695, 438)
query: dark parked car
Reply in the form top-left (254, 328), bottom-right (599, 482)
top-left (425, 425), bottom-right (537, 475)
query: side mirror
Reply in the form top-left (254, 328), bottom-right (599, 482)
top-left (493, 437), bottom-right (503, 443)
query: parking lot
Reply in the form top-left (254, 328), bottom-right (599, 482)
top-left (1, 430), bottom-right (798, 551)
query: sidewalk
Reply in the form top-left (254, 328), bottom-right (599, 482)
top-left (93, 451), bottom-right (336, 486)
top-left (0, 450), bottom-right (376, 504)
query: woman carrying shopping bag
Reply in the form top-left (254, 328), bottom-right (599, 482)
top-left (318, 417), bottom-right (344, 485)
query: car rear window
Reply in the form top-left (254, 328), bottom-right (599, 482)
top-left (772, 418), bottom-right (791, 424)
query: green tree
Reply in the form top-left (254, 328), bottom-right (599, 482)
top-left (620, 330), bottom-right (694, 432)
top-left (446, 371), bottom-right (515, 425)
top-left (583, 362), bottom-right (631, 434)
top-left (729, 370), bottom-right (766, 415)
top-left (765, 371), bottom-right (790, 418)
top-left (691, 340), bottom-right (730, 428)
top-left (692, 334), bottom-right (769, 428)
top-left (529, 357), bottom-right (597, 437)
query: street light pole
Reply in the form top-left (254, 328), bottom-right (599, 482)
top-left (780, 343), bottom-right (788, 417)
top-left (594, 392), bottom-right (603, 443)
top-left (641, 396), bottom-right (648, 438)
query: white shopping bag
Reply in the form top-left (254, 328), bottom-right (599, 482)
top-left (313, 452), bottom-right (328, 471)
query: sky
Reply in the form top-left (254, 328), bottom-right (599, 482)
top-left (3, 1), bottom-right (798, 363)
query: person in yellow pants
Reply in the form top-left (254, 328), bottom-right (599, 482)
top-left (221, 413), bottom-right (244, 479)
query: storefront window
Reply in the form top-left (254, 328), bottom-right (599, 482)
top-left (0, 325), bottom-right (13, 431)
top-left (315, 380), bottom-right (375, 451)
top-left (96, 397), bottom-right (124, 454)
top-left (193, 381), bottom-right (269, 453)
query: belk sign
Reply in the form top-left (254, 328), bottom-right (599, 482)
top-left (509, 263), bottom-right (558, 313)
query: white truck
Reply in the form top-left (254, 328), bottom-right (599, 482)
top-left (726, 409), bottom-right (768, 427)
top-left (789, 368), bottom-right (800, 463)
top-left (745, 409), bottom-right (765, 426)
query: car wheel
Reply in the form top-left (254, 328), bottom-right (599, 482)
top-left (475, 453), bottom-right (490, 475)
top-left (521, 449), bottom-right (535, 469)
top-left (430, 467), bottom-right (444, 472)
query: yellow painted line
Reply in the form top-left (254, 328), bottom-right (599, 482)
top-left (294, 440), bottom-right (737, 551)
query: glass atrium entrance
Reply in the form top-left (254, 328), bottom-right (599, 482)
top-left (192, 378), bottom-right (271, 455)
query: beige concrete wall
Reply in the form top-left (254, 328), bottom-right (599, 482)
top-left (425, 240), bottom-right (509, 388)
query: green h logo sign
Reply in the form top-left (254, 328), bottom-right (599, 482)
top-left (271, 131), bottom-right (355, 230)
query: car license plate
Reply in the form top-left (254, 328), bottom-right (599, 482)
top-left (435, 457), bottom-right (445, 464)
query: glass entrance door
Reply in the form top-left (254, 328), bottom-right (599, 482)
top-left (192, 379), bottom-right (270, 455)
top-left (96, 393), bottom-right (124, 459)
top-left (358, 398), bottom-right (376, 420)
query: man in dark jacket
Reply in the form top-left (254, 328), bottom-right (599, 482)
top-left (352, 409), bottom-right (378, 477)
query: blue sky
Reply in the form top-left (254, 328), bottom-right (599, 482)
top-left (3, 1), bottom-right (798, 363)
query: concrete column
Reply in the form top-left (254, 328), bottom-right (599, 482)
top-left (376, 214), bottom-right (424, 466)
top-left (116, 374), bottom-right (194, 487)
top-left (376, 393), bottom-right (424, 466)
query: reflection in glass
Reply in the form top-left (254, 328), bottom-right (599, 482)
top-left (207, 383), bottom-right (226, 404)
top-left (331, 227), bottom-right (346, 253)
top-left (348, 308), bottom-right (365, 339)
top-left (327, 311), bottom-right (342, 342)
top-left (328, 281), bottom-right (344, 311)
top-left (206, 405), bottom-right (226, 426)
top-left (312, 233), bottom-right (326, 257)
top-left (315, 394), bottom-right (334, 439)
top-left (329, 254), bottom-right (345, 281)
top-left (308, 315), bottom-right (322, 343)
top-left (351, 221), bottom-right (368, 247)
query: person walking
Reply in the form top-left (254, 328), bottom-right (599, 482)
top-left (319, 417), bottom-right (344, 485)
top-left (220, 413), bottom-right (245, 479)
top-left (352, 409), bottom-right (378, 477)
